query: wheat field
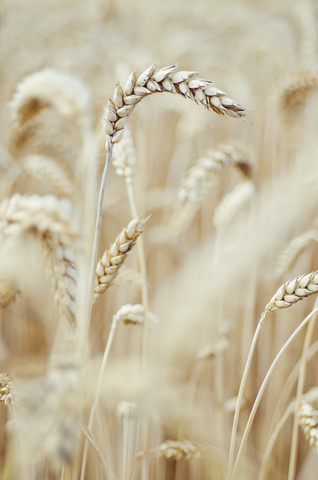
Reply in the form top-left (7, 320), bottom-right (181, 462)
top-left (0, 0), bottom-right (318, 478)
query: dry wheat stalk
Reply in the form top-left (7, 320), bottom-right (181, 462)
top-left (0, 194), bottom-right (78, 326)
top-left (213, 180), bottom-right (255, 228)
top-left (276, 229), bottom-right (318, 279)
top-left (9, 68), bottom-right (92, 127)
top-left (104, 64), bottom-right (245, 151)
top-left (0, 373), bottom-right (14, 406)
top-left (94, 217), bottom-right (146, 299)
top-left (298, 402), bottom-right (318, 452)
top-left (155, 440), bottom-right (202, 461)
top-left (264, 271), bottom-right (318, 313)
top-left (277, 70), bottom-right (318, 118)
top-left (20, 154), bottom-right (77, 199)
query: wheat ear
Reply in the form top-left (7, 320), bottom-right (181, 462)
top-left (94, 216), bottom-right (146, 299)
top-left (20, 155), bottom-right (77, 199)
top-left (0, 194), bottom-right (78, 326)
top-left (298, 402), bottom-right (318, 451)
top-left (153, 440), bottom-right (202, 461)
top-left (277, 70), bottom-right (318, 119)
top-left (9, 68), bottom-right (92, 127)
top-left (228, 270), bottom-right (318, 478)
top-left (0, 373), bottom-right (14, 407)
top-left (276, 229), bottom-right (318, 279)
top-left (104, 64), bottom-right (245, 150)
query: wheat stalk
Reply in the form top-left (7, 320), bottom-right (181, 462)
top-left (94, 216), bottom-right (146, 299)
top-left (104, 64), bottom-right (245, 151)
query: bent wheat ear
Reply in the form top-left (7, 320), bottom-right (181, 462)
top-left (113, 303), bottom-right (157, 326)
top-left (264, 271), bottom-right (318, 313)
top-left (0, 194), bottom-right (79, 326)
top-left (276, 229), bottom-right (318, 279)
top-left (298, 403), bottom-right (318, 452)
top-left (104, 65), bottom-right (245, 151)
top-left (9, 68), bottom-right (92, 127)
top-left (277, 70), bottom-right (318, 119)
top-left (94, 217), bottom-right (146, 299)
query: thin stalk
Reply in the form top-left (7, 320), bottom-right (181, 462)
top-left (231, 306), bottom-right (318, 479)
top-left (125, 176), bottom-right (149, 480)
top-left (227, 313), bottom-right (267, 479)
top-left (80, 423), bottom-right (116, 480)
top-left (259, 340), bottom-right (318, 479)
top-left (258, 405), bottom-right (293, 480)
top-left (79, 310), bottom-right (118, 480)
top-left (287, 297), bottom-right (318, 480)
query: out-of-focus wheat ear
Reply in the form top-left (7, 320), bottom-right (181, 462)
top-left (153, 440), bottom-right (202, 460)
top-left (112, 126), bottom-right (136, 180)
top-left (42, 233), bottom-right (77, 328)
top-left (298, 0), bottom-right (318, 68)
top-left (20, 155), bottom-right (77, 199)
top-left (276, 229), bottom-right (318, 279)
top-left (9, 68), bottom-right (92, 128)
top-left (298, 403), bottom-right (318, 452)
top-left (264, 270), bottom-right (318, 313)
top-left (276, 70), bottom-right (318, 120)
top-left (104, 64), bottom-right (245, 151)
top-left (195, 337), bottom-right (228, 360)
top-left (0, 278), bottom-right (19, 308)
top-left (0, 373), bottom-right (15, 408)
top-left (213, 180), bottom-right (255, 229)
top-left (0, 194), bottom-right (79, 327)
top-left (170, 144), bottom-right (252, 237)
top-left (94, 216), bottom-right (146, 300)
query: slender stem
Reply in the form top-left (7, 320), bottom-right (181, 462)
top-left (259, 340), bottom-right (318, 480)
top-left (287, 298), bottom-right (318, 480)
top-left (125, 177), bottom-right (149, 480)
top-left (80, 315), bottom-right (118, 480)
top-left (227, 313), bottom-right (266, 479)
top-left (258, 405), bottom-right (293, 480)
top-left (231, 306), bottom-right (318, 479)
top-left (80, 423), bottom-right (116, 480)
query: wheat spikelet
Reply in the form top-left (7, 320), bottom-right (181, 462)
top-left (276, 229), bottom-right (318, 279)
top-left (298, 403), bottom-right (318, 452)
top-left (104, 64), bottom-right (245, 151)
top-left (264, 271), bottom-right (318, 313)
top-left (94, 217), bottom-right (146, 299)
top-left (213, 180), bottom-right (255, 228)
top-left (20, 154), bottom-right (77, 199)
top-left (0, 194), bottom-right (78, 326)
top-left (0, 373), bottom-right (14, 407)
top-left (277, 70), bottom-right (318, 118)
top-left (155, 440), bottom-right (202, 460)
top-left (9, 68), bottom-right (92, 127)
top-left (112, 127), bottom-right (136, 179)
